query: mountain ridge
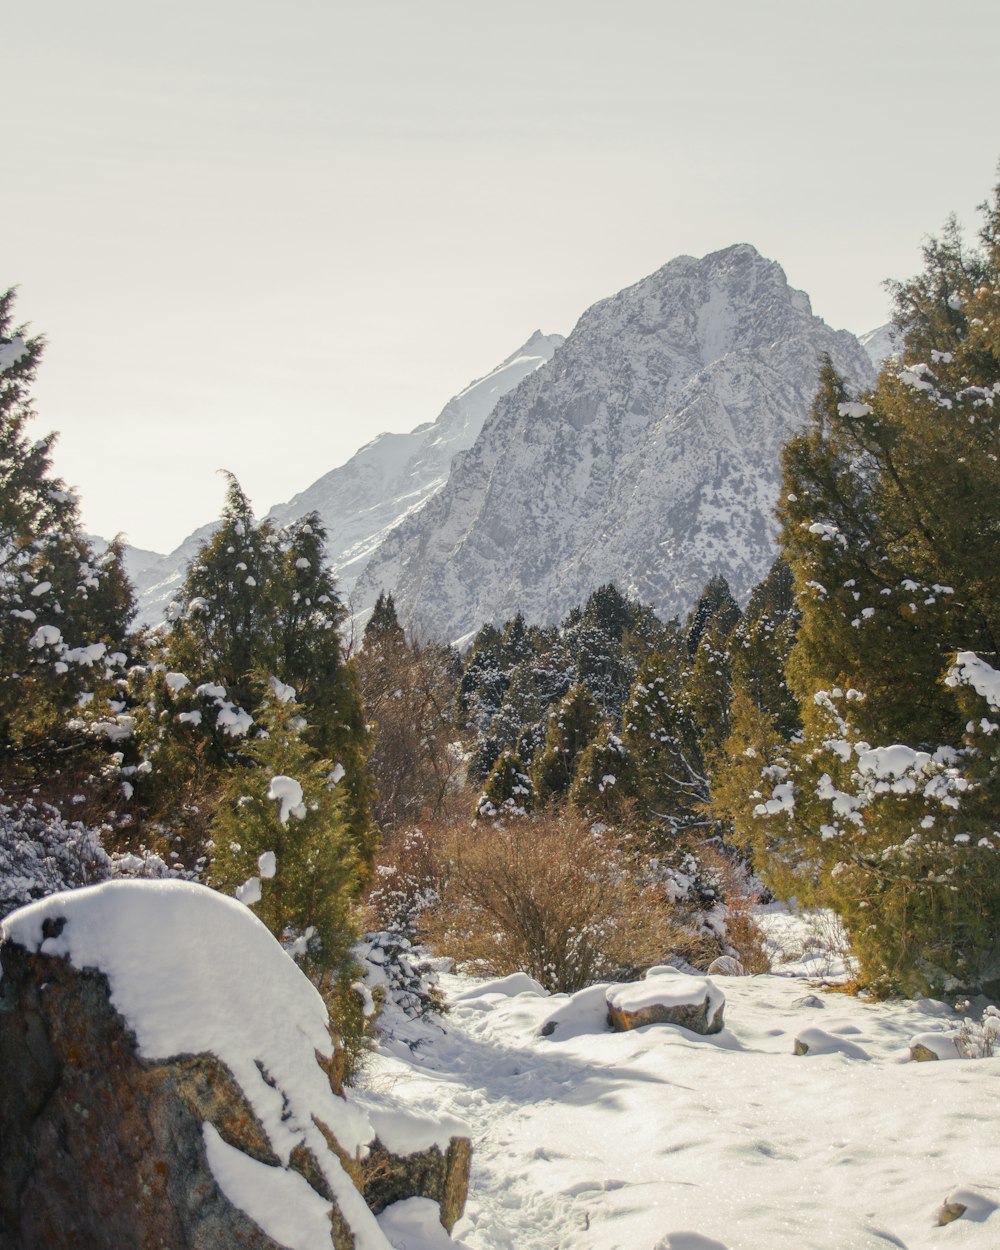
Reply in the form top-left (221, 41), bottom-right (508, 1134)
top-left (354, 243), bottom-right (877, 643)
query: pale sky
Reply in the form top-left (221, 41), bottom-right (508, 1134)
top-left (5, 0), bottom-right (998, 554)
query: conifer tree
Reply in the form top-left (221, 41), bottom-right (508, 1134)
top-left (210, 692), bottom-right (361, 983)
top-left (477, 748), bottom-right (533, 818)
top-left (685, 574), bottom-right (741, 658)
top-left (0, 291), bottom-right (136, 792)
top-left (531, 682), bottom-right (603, 805)
top-left (364, 591), bottom-right (404, 648)
top-left (568, 726), bottom-right (633, 822)
top-left (621, 651), bottom-right (709, 839)
top-left (151, 481), bottom-right (374, 867)
top-left (750, 183), bottom-right (1000, 994)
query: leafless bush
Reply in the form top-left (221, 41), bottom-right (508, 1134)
top-left (418, 807), bottom-right (702, 993)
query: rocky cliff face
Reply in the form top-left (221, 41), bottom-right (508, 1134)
top-left (355, 245), bottom-right (876, 643)
top-left (129, 332), bottom-right (562, 624)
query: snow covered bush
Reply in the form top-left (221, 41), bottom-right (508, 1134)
top-left (954, 1003), bottom-right (1000, 1059)
top-left (0, 795), bottom-right (192, 919)
top-left (0, 797), bottom-right (111, 918)
top-left (356, 930), bottom-right (443, 1024)
top-left (367, 825), bottom-right (443, 939)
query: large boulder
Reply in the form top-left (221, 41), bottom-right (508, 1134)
top-left (606, 967), bottom-right (725, 1036)
top-left (0, 880), bottom-right (470, 1250)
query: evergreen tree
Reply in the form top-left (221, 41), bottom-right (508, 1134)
top-left (150, 481), bottom-right (374, 868)
top-left (568, 726), bottom-right (633, 822)
top-left (727, 558), bottom-right (800, 737)
top-left (0, 291), bottom-right (136, 793)
top-left (364, 591), bottom-right (404, 648)
top-left (685, 574), bottom-right (741, 658)
top-left (750, 183), bottom-right (1000, 994)
top-left (477, 748), bottom-right (533, 818)
top-left (210, 693), bottom-right (361, 984)
top-left (621, 650), bottom-right (710, 839)
top-left (531, 682), bottom-right (603, 805)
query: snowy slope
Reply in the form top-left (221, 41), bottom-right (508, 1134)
top-left (267, 331), bottom-right (564, 597)
top-left (356, 245), bottom-right (876, 643)
top-left (859, 322), bottom-right (904, 367)
top-left (363, 929), bottom-right (1000, 1250)
top-left (127, 521), bottom-right (222, 625)
top-left (127, 332), bottom-right (562, 624)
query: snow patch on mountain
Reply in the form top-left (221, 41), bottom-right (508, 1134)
top-left (859, 322), bottom-right (904, 367)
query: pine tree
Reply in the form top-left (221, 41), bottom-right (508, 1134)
top-left (750, 183), bottom-right (1000, 994)
top-left (0, 291), bottom-right (136, 793)
top-left (531, 682), bottom-right (603, 805)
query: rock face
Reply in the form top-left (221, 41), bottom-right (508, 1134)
top-left (126, 331), bottom-right (563, 625)
top-left (357, 243), bottom-right (876, 643)
top-left (363, 1137), bottom-right (472, 1234)
top-left (0, 941), bottom-right (328, 1250)
top-left (0, 882), bottom-right (472, 1250)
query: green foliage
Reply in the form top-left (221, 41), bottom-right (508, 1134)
top-left (728, 558), bottom-right (800, 737)
top-left (210, 696), bottom-right (362, 982)
top-left (148, 480), bottom-right (374, 869)
top-left (0, 291), bottom-right (137, 794)
top-left (363, 591), bottom-right (404, 648)
top-left (685, 574), bottom-right (740, 658)
top-left (752, 183), bottom-right (1000, 994)
top-left (621, 650), bottom-right (710, 839)
top-left (477, 748), bottom-right (533, 818)
top-left (530, 682), bottom-right (602, 804)
top-left (568, 727), bottom-right (633, 822)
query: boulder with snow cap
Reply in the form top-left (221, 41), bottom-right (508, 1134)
top-left (0, 880), bottom-right (468, 1250)
top-left (606, 967), bottom-right (725, 1036)
top-left (792, 1028), bottom-right (871, 1059)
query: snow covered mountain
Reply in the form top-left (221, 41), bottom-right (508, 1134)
top-left (859, 321), bottom-right (904, 368)
top-left (355, 244), bottom-right (876, 644)
top-left (266, 331), bottom-right (564, 593)
top-left (127, 332), bottom-right (563, 623)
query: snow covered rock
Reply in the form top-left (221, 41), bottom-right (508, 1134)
top-left (358, 243), bottom-right (875, 642)
top-left (792, 1028), bottom-right (871, 1060)
top-left (0, 881), bottom-right (468, 1250)
top-left (706, 955), bottom-right (744, 977)
top-left (909, 1031), bottom-right (961, 1061)
top-left (936, 1187), bottom-right (999, 1226)
top-left (606, 968), bottom-right (725, 1036)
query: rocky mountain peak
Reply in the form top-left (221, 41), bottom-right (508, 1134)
top-left (355, 245), bottom-right (875, 643)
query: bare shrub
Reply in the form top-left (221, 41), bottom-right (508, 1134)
top-left (366, 824), bottom-right (447, 938)
top-left (418, 807), bottom-right (698, 993)
top-left (696, 844), bottom-right (770, 974)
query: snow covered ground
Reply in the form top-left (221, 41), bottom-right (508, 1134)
top-left (365, 913), bottom-right (1000, 1250)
